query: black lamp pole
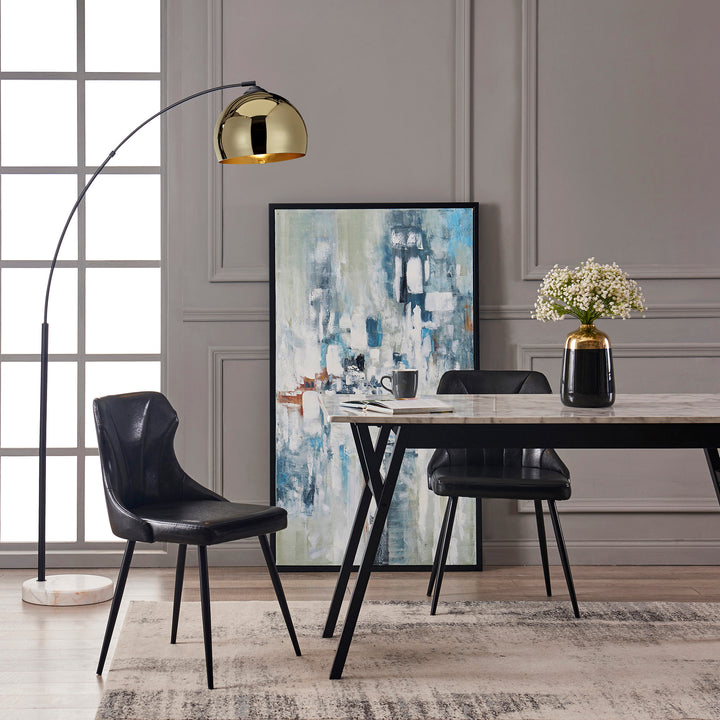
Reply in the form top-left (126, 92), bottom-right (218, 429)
top-left (36, 81), bottom-right (260, 582)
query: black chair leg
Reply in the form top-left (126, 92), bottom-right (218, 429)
top-left (547, 500), bottom-right (580, 618)
top-left (534, 499), bottom-right (552, 597)
top-left (430, 496), bottom-right (458, 616)
top-left (428, 498), bottom-right (453, 596)
top-left (259, 535), bottom-right (301, 656)
top-left (97, 540), bottom-right (135, 675)
top-left (197, 545), bottom-right (214, 689)
top-left (170, 544), bottom-right (187, 644)
top-left (476, 498), bottom-right (483, 572)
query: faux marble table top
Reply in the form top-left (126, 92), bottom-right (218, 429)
top-left (319, 393), bottom-right (720, 425)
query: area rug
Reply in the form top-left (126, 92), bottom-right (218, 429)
top-left (96, 599), bottom-right (720, 720)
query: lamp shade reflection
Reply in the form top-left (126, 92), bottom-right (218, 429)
top-left (214, 86), bottom-right (307, 164)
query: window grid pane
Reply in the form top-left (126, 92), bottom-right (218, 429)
top-left (85, 80), bottom-right (161, 166)
top-left (86, 268), bottom-right (161, 354)
top-left (85, 0), bottom-right (160, 73)
top-left (1, 175), bottom-right (79, 260)
top-left (1, 456), bottom-right (77, 542)
top-left (1, 268), bottom-right (78, 354)
top-left (86, 174), bottom-right (161, 260)
top-left (1, 362), bottom-right (77, 448)
top-left (0, 80), bottom-right (78, 166)
top-left (0, 2), bottom-right (163, 550)
top-left (0, 0), bottom-right (77, 72)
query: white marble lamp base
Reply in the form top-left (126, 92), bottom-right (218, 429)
top-left (22, 574), bottom-right (114, 606)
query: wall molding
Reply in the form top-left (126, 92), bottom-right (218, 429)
top-left (482, 538), bottom-right (720, 566)
top-left (183, 308), bottom-right (269, 323)
top-left (207, 0), bottom-right (224, 283)
top-left (208, 0), bottom-right (472, 281)
top-left (210, 265), bottom-right (269, 284)
top-left (520, 0), bottom-right (720, 280)
top-left (209, 346), bottom-right (270, 496)
top-left (521, 0), bottom-right (539, 283)
top-left (478, 304), bottom-right (720, 321)
top-left (454, 0), bottom-right (472, 201)
top-left (179, 300), bottom-right (720, 322)
top-left (477, 305), bottom-right (534, 321)
top-left (518, 341), bottom-right (720, 368)
top-left (207, 0), bottom-right (268, 283)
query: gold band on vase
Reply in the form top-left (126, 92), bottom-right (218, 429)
top-left (564, 323), bottom-right (611, 351)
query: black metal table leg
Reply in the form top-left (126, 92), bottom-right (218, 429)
top-left (476, 498), bottom-right (483, 572)
top-left (329, 426), bottom-right (406, 679)
top-left (704, 448), bottom-right (720, 505)
top-left (323, 424), bottom-right (392, 639)
top-left (323, 482), bottom-right (372, 638)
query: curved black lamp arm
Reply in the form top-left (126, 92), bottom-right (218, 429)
top-left (37, 80), bottom-right (256, 581)
top-left (42, 79), bottom-right (256, 321)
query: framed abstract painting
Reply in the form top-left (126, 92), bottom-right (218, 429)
top-left (270, 203), bottom-right (479, 567)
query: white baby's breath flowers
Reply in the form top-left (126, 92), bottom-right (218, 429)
top-left (533, 258), bottom-right (646, 325)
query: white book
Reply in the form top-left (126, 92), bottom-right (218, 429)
top-left (338, 396), bottom-right (453, 414)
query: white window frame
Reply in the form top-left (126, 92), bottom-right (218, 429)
top-left (0, 0), bottom-right (166, 566)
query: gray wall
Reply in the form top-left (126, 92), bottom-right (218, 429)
top-left (166, 0), bottom-right (720, 566)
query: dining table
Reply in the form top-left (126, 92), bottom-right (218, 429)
top-left (318, 392), bottom-right (720, 679)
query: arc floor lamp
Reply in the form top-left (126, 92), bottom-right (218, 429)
top-left (21, 81), bottom-right (308, 606)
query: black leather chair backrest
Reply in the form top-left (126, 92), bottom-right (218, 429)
top-left (435, 369), bottom-right (550, 396)
top-left (428, 370), bottom-right (567, 475)
top-left (93, 392), bottom-right (221, 541)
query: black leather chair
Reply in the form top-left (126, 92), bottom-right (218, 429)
top-left (427, 370), bottom-right (580, 618)
top-left (93, 391), bottom-right (300, 689)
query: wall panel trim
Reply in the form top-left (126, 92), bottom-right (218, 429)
top-left (521, 0), bottom-right (538, 282)
top-left (518, 341), bottom-right (720, 368)
top-left (478, 304), bottom-right (720, 320)
top-left (209, 0), bottom-right (472, 281)
top-left (454, 0), bottom-right (472, 201)
top-left (207, 0), bottom-right (267, 283)
top-left (483, 539), bottom-right (720, 566)
top-left (521, 0), bottom-right (720, 280)
top-left (209, 346), bottom-right (270, 496)
top-left (183, 308), bottom-right (269, 323)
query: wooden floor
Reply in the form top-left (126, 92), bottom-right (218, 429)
top-left (3, 564), bottom-right (720, 719)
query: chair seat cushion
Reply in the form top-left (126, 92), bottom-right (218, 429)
top-left (429, 465), bottom-right (571, 501)
top-left (129, 500), bottom-right (287, 545)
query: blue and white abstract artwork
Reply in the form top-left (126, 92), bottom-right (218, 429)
top-left (271, 204), bottom-right (478, 566)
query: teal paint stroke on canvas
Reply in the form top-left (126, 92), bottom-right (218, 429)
top-left (274, 206), bottom-right (476, 566)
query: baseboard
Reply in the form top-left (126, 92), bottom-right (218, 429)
top-left (4, 540), bottom-right (718, 569)
top-left (0, 542), bottom-right (265, 569)
top-left (481, 540), bottom-right (720, 566)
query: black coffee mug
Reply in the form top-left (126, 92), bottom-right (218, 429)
top-left (381, 369), bottom-right (419, 399)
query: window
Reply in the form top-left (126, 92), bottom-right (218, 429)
top-left (0, 0), bottom-right (163, 551)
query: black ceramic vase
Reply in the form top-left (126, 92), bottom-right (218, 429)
top-left (560, 323), bottom-right (615, 408)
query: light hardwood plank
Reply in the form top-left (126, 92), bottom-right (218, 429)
top-left (0, 566), bottom-right (718, 720)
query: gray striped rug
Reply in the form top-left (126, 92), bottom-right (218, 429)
top-left (96, 599), bottom-right (720, 720)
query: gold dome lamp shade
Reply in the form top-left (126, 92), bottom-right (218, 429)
top-left (214, 84), bottom-right (308, 164)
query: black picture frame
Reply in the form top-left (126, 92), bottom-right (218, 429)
top-left (270, 202), bottom-right (479, 569)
